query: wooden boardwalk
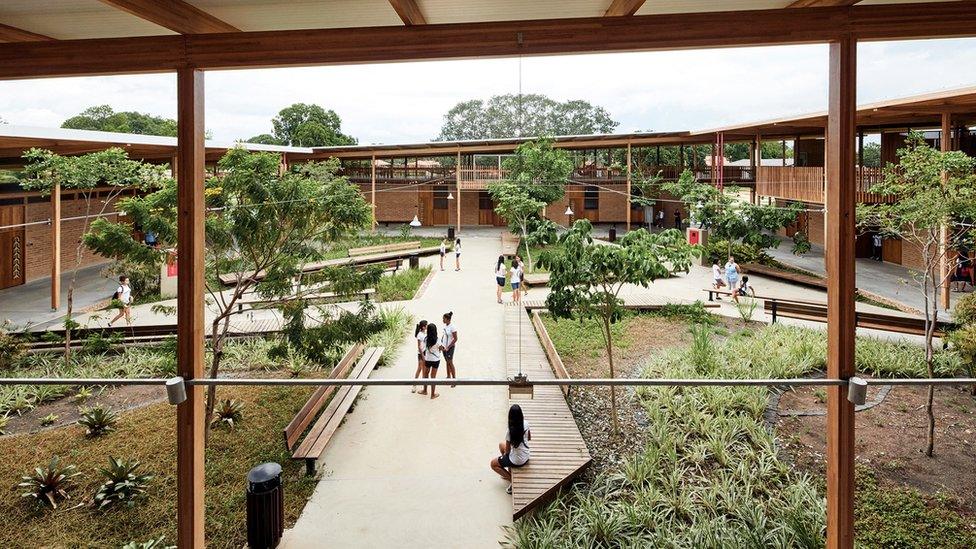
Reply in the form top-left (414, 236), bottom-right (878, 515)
top-left (521, 293), bottom-right (716, 312)
top-left (504, 306), bottom-right (591, 519)
top-left (501, 233), bottom-right (521, 256)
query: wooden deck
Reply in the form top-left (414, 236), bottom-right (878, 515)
top-left (501, 233), bottom-right (520, 257)
top-left (505, 306), bottom-right (591, 520)
top-left (521, 293), bottom-right (717, 312)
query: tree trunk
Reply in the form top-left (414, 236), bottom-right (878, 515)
top-left (522, 224), bottom-right (533, 272)
top-left (602, 316), bottom-right (620, 434)
top-left (204, 315), bottom-right (231, 441)
top-left (924, 269), bottom-right (939, 457)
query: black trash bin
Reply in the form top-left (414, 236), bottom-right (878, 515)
top-left (447, 226), bottom-right (456, 241)
top-left (246, 462), bottom-right (283, 549)
top-left (608, 225), bottom-right (617, 243)
top-left (409, 253), bottom-right (420, 269)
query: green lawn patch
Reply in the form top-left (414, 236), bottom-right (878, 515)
top-left (375, 267), bottom-right (431, 302)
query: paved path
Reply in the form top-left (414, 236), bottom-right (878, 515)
top-left (280, 231), bottom-right (511, 548)
top-left (0, 263), bottom-right (115, 329)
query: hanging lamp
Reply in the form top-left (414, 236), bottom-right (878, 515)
top-left (565, 205), bottom-right (574, 216)
top-left (409, 214), bottom-right (421, 227)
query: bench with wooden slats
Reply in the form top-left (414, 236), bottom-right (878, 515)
top-left (348, 240), bottom-right (420, 256)
top-left (521, 272), bottom-right (550, 287)
top-left (762, 299), bottom-right (954, 337)
top-left (219, 247), bottom-right (438, 286)
top-left (741, 262), bottom-right (827, 289)
top-left (501, 233), bottom-right (521, 256)
top-left (284, 345), bottom-right (384, 474)
top-left (237, 288), bottom-right (376, 313)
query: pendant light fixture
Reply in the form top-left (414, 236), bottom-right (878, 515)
top-left (409, 214), bottom-right (421, 227)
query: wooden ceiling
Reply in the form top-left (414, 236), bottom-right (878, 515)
top-left (0, 0), bottom-right (959, 42)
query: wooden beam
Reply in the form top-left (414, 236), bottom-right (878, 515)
top-left (389, 0), bottom-right (427, 25)
top-left (0, 23), bottom-right (53, 43)
top-left (604, 0), bottom-right (647, 17)
top-left (3, 2), bottom-right (976, 79)
top-left (50, 183), bottom-right (61, 311)
top-left (825, 34), bottom-right (856, 549)
top-left (788, 0), bottom-right (861, 7)
top-left (176, 67), bottom-right (206, 549)
top-left (98, 0), bottom-right (239, 34)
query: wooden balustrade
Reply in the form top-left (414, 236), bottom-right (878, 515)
top-left (756, 166), bottom-right (895, 204)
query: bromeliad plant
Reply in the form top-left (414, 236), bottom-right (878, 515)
top-left (19, 456), bottom-right (81, 509)
top-left (93, 457), bottom-right (153, 510)
top-left (78, 404), bottom-right (119, 437)
top-left (211, 398), bottom-right (244, 430)
top-left (540, 219), bottom-right (698, 432)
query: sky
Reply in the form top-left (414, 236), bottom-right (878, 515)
top-left (1, 37), bottom-right (975, 146)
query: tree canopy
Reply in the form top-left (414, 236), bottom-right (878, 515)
top-left (248, 103), bottom-right (357, 147)
top-left (436, 94), bottom-right (618, 141)
top-left (61, 105), bottom-right (179, 137)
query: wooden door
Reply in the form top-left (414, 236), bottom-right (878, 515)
top-left (419, 189), bottom-right (433, 225)
top-left (882, 237), bottom-right (902, 264)
top-left (0, 205), bottom-right (25, 289)
top-left (431, 188), bottom-right (449, 225)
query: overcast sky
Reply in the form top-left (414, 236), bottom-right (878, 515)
top-left (1, 37), bottom-right (975, 145)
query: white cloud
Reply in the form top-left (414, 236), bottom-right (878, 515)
top-left (0, 37), bottom-right (974, 145)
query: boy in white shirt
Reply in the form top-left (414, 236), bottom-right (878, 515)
top-left (108, 275), bottom-right (133, 326)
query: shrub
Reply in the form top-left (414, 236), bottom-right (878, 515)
top-left (947, 323), bottom-right (976, 381)
top-left (952, 292), bottom-right (976, 326)
top-left (93, 457), bottom-right (153, 510)
top-left (703, 239), bottom-right (769, 265)
top-left (39, 413), bottom-right (58, 427)
top-left (376, 267), bottom-right (430, 302)
top-left (78, 405), bottom-right (119, 437)
top-left (0, 321), bottom-right (27, 371)
top-left (0, 413), bottom-right (9, 435)
top-left (792, 230), bottom-right (812, 255)
top-left (3, 386), bottom-right (35, 416)
top-left (74, 386), bottom-right (94, 403)
top-left (18, 456), bottom-right (81, 509)
top-left (82, 331), bottom-right (122, 355)
top-left (211, 399), bottom-right (244, 429)
top-left (735, 296), bottom-right (759, 323)
top-left (368, 305), bottom-right (414, 365)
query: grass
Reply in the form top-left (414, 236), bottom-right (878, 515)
top-left (375, 267), bottom-right (431, 302)
top-left (540, 314), bottom-right (631, 360)
top-left (0, 383), bottom-right (317, 548)
top-left (509, 321), bottom-right (970, 547)
top-left (367, 305), bottom-right (414, 366)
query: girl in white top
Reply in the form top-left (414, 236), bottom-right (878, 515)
top-left (439, 240), bottom-right (447, 271)
top-left (108, 275), bottom-right (133, 326)
top-left (510, 259), bottom-right (523, 303)
top-left (419, 323), bottom-right (443, 399)
top-left (454, 238), bottom-right (462, 271)
top-left (490, 404), bottom-right (531, 494)
top-left (494, 255), bottom-right (507, 304)
top-left (711, 261), bottom-right (726, 295)
top-left (411, 320), bottom-right (428, 393)
top-left (441, 312), bottom-right (458, 387)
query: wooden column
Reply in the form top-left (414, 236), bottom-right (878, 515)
top-left (50, 182), bottom-right (61, 311)
top-left (455, 151), bottom-right (461, 232)
top-left (626, 142), bottom-right (632, 232)
top-left (370, 155), bottom-right (377, 230)
top-left (825, 35), bottom-right (857, 549)
top-left (940, 113), bottom-right (952, 311)
top-left (176, 67), bottom-right (206, 549)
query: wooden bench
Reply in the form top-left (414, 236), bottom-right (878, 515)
top-left (348, 241), bottom-right (420, 257)
top-left (236, 288), bottom-right (375, 313)
top-left (522, 272), bottom-right (550, 287)
top-left (219, 247), bottom-right (437, 286)
top-left (530, 311), bottom-right (570, 396)
top-left (762, 299), bottom-right (954, 337)
top-left (284, 345), bottom-right (384, 475)
top-left (741, 262), bottom-right (827, 289)
top-left (501, 233), bottom-right (520, 257)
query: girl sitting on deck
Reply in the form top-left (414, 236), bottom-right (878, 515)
top-left (490, 404), bottom-right (531, 494)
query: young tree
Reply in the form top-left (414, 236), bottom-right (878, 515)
top-left (436, 94), bottom-right (618, 141)
top-left (488, 183), bottom-right (545, 270)
top-left (21, 148), bottom-right (168, 358)
top-left (858, 131), bottom-right (976, 457)
top-left (540, 220), bottom-right (699, 432)
top-left (664, 169), bottom-right (802, 258)
top-left (249, 103), bottom-right (356, 146)
top-left (85, 148), bottom-right (380, 433)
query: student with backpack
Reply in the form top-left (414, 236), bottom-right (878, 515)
top-left (411, 320), bottom-right (429, 393)
top-left (418, 323), bottom-right (443, 399)
top-left (108, 275), bottom-right (133, 326)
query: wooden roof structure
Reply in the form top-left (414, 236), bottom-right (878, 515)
top-left (5, 2), bottom-right (976, 548)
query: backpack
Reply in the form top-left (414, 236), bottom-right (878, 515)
top-left (112, 285), bottom-right (122, 301)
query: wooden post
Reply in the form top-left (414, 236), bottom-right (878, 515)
top-left (370, 154), bottom-right (377, 230)
top-left (455, 150), bottom-right (461, 232)
top-left (176, 67), bottom-right (206, 549)
top-left (825, 35), bottom-right (857, 549)
top-left (626, 142), bottom-right (632, 232)
top-left (756, 133), bottom-right (763, 205)
top-left (940, 112), bottom-right (952, 311)
top-left (50, 182), bottom-right (61, 311)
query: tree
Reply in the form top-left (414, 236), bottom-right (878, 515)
top-left (540, 220), bottom-right (698, 432)
top-left (861, 142), bottom-right (881, 168)
top-left (858, 131), bottom-right (976, 457)
top-left (490, 138), bottom-right (573, 270)
top-left (21, 148), bottom-right (168, 357)
top-left (723, 142), bottom-right (794, 162)
top-left (436, 94), bottom-right (618, 141)
top-left (62, 105), bottom-right (178, 137)
top-left (664, 170), bottom-right (802, 258)
top-left (85, 148), bottom-right (380, 434)
top-left (250, 103), bottom-right (357, 147)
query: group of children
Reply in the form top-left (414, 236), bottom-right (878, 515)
top-left (495, 254), bottom-right (528, 304)
top-left (439, 238), bottom-right (462, 271)
top-left (412, 312), bottom-right (459, 399)
top-left (711, 255), bottom-right (756, 302)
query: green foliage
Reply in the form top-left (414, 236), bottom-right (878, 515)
top-left (39, 413), bottom-right (59, 427)
top-left (952, 293), bottom-right (976, 326)
top-left (735, 296), bottom-right (759, 323)
top-left (861, 142), bottom-right (881, 168)
top-left (376, 267), bottom-right (430, 302)
top-left (19, 456), bottom-right (81, 509)
top-left (0, 321), bottom-right (28, 371)
top-left (792, 230), bottom-right (812, 255)
top-left (724, 141), bottom-right (794, 162)
top-left (211, 399), bottom-right (244, 430)
top-left (21, 147), bottom-right (169, 196)
top-left (121, 537), bottom-right (173, 549)
top-left (436, 94), bottom-right (617, 141)
top-left (855, 468), bottom-right (976, 549)
top-left (93, 457), bottom-right (153, 510)
top-left (61, 105), bottom-right (177, 137)
top-left (74, 386), bottom-right (94, 403)
top-left (703, 239), bottom-right (769, 265)
top-left (0, 414), bottom-right (8, 435)
top-left (652, 302), bottom-right (717, 325)
top-left (368, 306), bottom-right (414, 366)
top-left (947, 324), bottom-right (976, 380)
top-left (249, 103), bottom-right (356, 146)
top-left (501, 138), bottom-right (574, 205)
top-left (664, 170), bottom-right (801, 255)
top-left (78, 405), bottom-right (119, 437)
top-left (82, 330), bottom-right (123, 355)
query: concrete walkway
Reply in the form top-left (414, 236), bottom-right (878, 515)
top-left (0, 263), bottom-right (118, 329)
top-left (280, 231), bottom-right (512, 548)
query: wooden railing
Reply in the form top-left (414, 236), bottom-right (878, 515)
top-left (696, 165), bottom-right (755, 183)
top-left (756, 166), bottom-right (895, 204)
top-left (341, 166), bottom-right (454, 182)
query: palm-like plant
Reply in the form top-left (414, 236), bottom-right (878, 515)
top-left (78, 405), bottom-right (119, 437)
top-left (211, 398), bottom-right (244, 429)
top-left (0, 413), bottom-right (9, 435)
top-left (93, 457), bottom-right (153, 510)
top-left (39, 413), bottom-right (59, 427)
top-left (18, 456), bottom-right (81, 509)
